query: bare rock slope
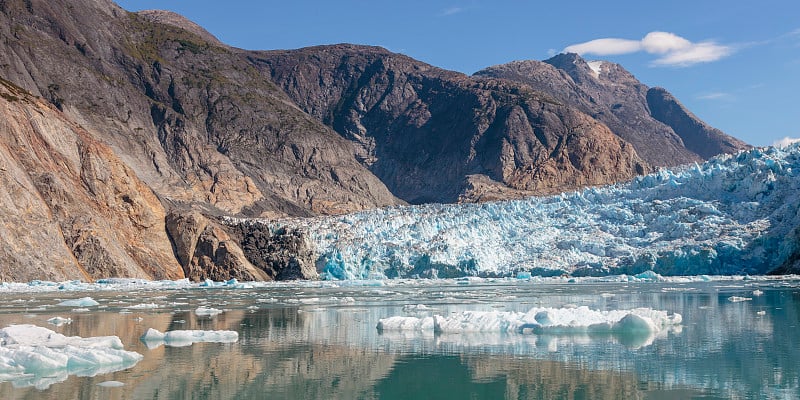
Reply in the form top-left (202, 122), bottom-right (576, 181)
top-left (475, 54), bottom-right (749, 167)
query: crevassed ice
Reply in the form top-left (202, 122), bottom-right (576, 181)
top-left (0, 325), bottom-right (142, 389)
top-left (242, 145), bottom-right (800, 279)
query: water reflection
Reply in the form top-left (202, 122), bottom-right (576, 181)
top-left (0, 280), bottom-right (797, 399)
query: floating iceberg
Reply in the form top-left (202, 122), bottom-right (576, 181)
top-left (378, 306), bottom-right (681, 349)
top-left (140, 328), bottom-right (239, 348)
top-left (57, 297), bottom-right (99, 307)
top-left (237, 145), bottom-right (800, 279)
top-left (47, 316), bottom-right (73, 326)
top-left (195, 306), bottom-right (223, 317)
top-left (0, 325), bottom-right (142, 389)
top-left (378, 306), bottom-right (681, 335)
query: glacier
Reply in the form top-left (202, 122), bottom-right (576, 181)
top-left (237, 145), bottom-right (800, 279)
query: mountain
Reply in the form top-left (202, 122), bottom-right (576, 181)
top-left (255, 45), bottom-right (649, 203)
top-left (0, 0), bottom-right (400, 218)
top-left (0, 0), bottom-right (751, 281)
top-left (474, 54), bottom-right (749, 167)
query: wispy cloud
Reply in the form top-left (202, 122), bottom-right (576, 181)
top-left (564, 31), bottom-right (733, 67)
top-left (772, 137), bottom-right (800, 148)
top-left (696, 92), bottom-right (733, 101)
top-left (440, 6), bottom-right (463, 16)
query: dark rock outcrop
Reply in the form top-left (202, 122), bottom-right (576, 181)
top-left (475, 53), bottom-right (749, 167)
top-left (231, 223), bottom-right (318, 280)
top-left (165, 210), bottom-right (271, 281)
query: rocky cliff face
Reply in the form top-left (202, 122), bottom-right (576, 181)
top-left (475, 54), bottom-right (749, 167)
top-left (0, 77), bottom-right (183, 281)
top-left (256, 45), bottom-right (649, 203)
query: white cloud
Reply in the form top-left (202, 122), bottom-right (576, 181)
top-left (564, 31), bottom-right (732, 67)
top-left (651, 41), bottom-right (732, 66)
top-left (772, 137), bottom-right (800, 148)
top-left (564, 38), bottom-right (642, 56)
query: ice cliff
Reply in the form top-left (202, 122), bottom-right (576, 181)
top-left (242, 145), bottom-right (800, 279)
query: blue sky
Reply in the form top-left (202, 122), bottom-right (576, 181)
top-left (116, 1), bottom-right (800, 147)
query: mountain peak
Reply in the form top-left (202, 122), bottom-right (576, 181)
top-left (136, 10), bottom-right (222, 45)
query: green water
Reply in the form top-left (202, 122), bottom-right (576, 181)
top-left (0, 278), bottom-right (797, 399)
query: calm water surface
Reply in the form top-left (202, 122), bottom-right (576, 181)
top-left (0, 278), bottom-right (798, 399)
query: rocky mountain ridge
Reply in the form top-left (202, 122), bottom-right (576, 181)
top-left (0, 0), bottom-right (750, 281)
top-left (475, 54), bottom-right (749, 167)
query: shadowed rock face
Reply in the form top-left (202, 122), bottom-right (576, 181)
top-left (475, 53), bottom-right (749, 167)
top-left (255, 45), bottom-right (649, 203)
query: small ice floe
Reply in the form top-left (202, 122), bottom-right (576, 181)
top-left (752, 290), bottom-right (764, 296)
top-left (97, 380), bottom-right (125, 387)
top-left (195, 306), bottom-right (223, 317)
top-left (140, 328), bottom-right (238, 349)
top-left (631, 270), bottom-right (664, 282)
top-left (0, 324), bottom-right (142, 389)
top-left (128, 303), bottom-right (160, 309)
top-left (47, 316), bottom-right (73, 326)
top-left (377, 306), bottom-right (682, 349)
top-left (728, 296), bottom-right (753, 302)
top-left (57, 297), bottom-right (99, 307)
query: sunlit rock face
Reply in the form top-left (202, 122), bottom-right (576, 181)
top-left (475, 54), bottom-right (749, 167)
top-left (254, 146), bottom-right (800, 279)
top-left (0, 78), bottom-right (183, 282)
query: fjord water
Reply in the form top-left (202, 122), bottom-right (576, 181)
top-left (0, 278), bottom-right (798, 399)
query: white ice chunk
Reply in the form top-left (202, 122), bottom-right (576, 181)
top-left (376, 316), bottom-right (435, 332)
top-left (140, 328), bottom-right (238, 348)
top-left (128, 303), bottom-right (160, 309)
top-left (378, 306), bottom-right (682, 343)
top-left (195, 306), bottom-right (223, 317)
top-left (0, 325), bottom-right (142, 389)
top-left (47, 317), bottom-right (72, 327)
top-left (57, 297), bottom-right (99, 307)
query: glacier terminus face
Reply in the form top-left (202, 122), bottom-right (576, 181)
top-left (243, 145), bottom-right (800, 280)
